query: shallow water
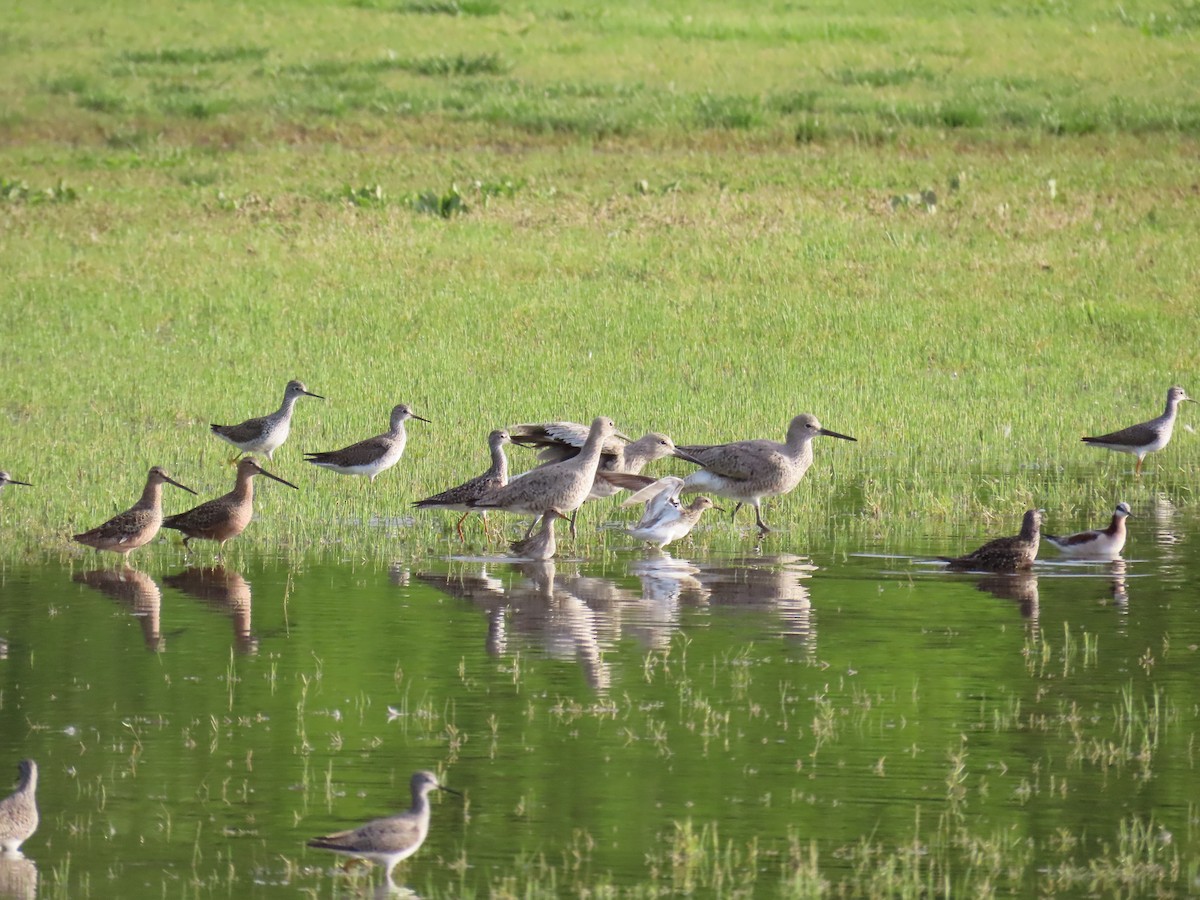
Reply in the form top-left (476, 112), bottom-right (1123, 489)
top-left (1, 508), bottom-right (1198, 897)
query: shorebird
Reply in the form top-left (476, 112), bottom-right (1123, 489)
top-left (164, 567), bottom-right (257, 654)
top-left (608, 474), bottom-right (720, 548)
top-left (941, 509), bottom-right (1042, 572)
top-left (162, 456), bottom-right (298, 551)
top-left (509, 508), bottom-right (566, 560)
top-left (1043, 502), bottom-right (1131, 559)
top-left (471, 417), bottom-right (621, 538)
top-left (211, 380), bottom-right (323, 461)
top-left (676, 414), bottom-right (856, 535)
top-left (72, 467), bottom-right (196, 559)
top-left (305, 403), bottom-right (429, 482)
top-left (414, 429), bottom-right (510, 540)
top-left (74, 567), bottom-right (164, 651)
top-left (1082, 385), bottom-right (1194, 474)
top-left (0, 760), bottom-right (38, 854)
top-left (0, 472), bottom-right (31, 493)
top-left (307, 770), bottom-right (461, 884)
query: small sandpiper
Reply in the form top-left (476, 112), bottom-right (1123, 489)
top-left (508, 508), bottom-right (566, 560)
top-left (210, 380), bottom-right (324, 461)
top-left (1082, 385), bottom-right (1193, 474)
top-left (307, 770), bottom-right (460, 885)
top-left (305, 403), bottom-right (429, 483)
top-left (941, 509), bottom-right (1042, 572)
top-left (1044, 502), bottom-right (1131, 559)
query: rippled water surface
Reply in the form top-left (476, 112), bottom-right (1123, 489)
top-left (1, 507), bottom-right (1199, 897)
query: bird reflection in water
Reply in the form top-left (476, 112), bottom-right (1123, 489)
top-left (975, 573), bottom-right (1040, 636)
top-left (0, 853), bottom-right (37, 900)
top-left (74, 568), bottom-right (164, 652)
top-left (1108, 559), bottom-right (1129, 609)
top-left (691, 554), bottom-right (818, 648)
top-left (163, 567), bottom-right (258, 655)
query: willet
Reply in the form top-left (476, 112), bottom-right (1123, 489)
top-left (941, 509), bottom-right (1042, 572)
top-left (509, 508), bottom-right (566, 560)
top-left (1044, 502), bottom-right (1131, 559)
top-left (162, 456), bottom-right (298, 551)
top-left (1082, 385), bottom-right (1193, 474)
top-left (72, 467), bottom-right (197, 559)
top-left (305, 403), bottom-right (429, 482)
top-left (471, 417), bottom-right (620, 537)
top-left (307, 770), bottom-right (460, 885)
top-left (0, 472), bottom-right (31, 493)
top-left (676, 414), bottom-right (856, 535)
top-left (414, 429), bottom-right (510, 540)
top-left (0, 760), bottom-right (38, 854)
top-left (211, 380), bottom-right (323, 461)
top-left (609, 474), bottom-right (720, 549)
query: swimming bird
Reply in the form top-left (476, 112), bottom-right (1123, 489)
top-left (211, 380), bottom-right (323, 461)
top-left (307, 770), bottom-right (461, 885)
top-left (609, 474), bottom-right (720, 548)
top-left (471, 417), bottom-right (621, 538)
top-left (72, 467), bottom-right (197, 558)
top-left (414, 429), bottom-right (510, 540)
top-left (1082, 386), bottom-right (1194, 474)
top-left (1043, 502), bottom-right (1131, 559)
top-left (509, 508), bottom-right (566, 560)
top-left (941, 509), bottom-right (1042, 572)
top-left (676, 414), bottom-right (856, 535)
top-left (305, 403), bottom-right (429, 482)
top-left (0, 472), bottom-right (31, 493)
top-left (161, 456), bottom-right (298, 551)
top-left (0, 760), bottom-right (38, 854)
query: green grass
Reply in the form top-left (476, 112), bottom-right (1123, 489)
top-left (0, 0), bottom-right (1198, 561)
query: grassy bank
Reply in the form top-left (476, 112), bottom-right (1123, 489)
top-left (1, 0), bottom-right (1198, 560)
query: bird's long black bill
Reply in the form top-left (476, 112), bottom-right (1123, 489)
top-left (819, 428), bottom-right (857, 442)
top-left (167, 476), bottom-right (199, 495)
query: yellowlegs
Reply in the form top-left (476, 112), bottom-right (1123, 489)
top-left (941, 509), bottom-right (1042, 572)
top-left (471, 417), bottom-right (621, 538)
top-left (0, 472), bottom-right (31, 492)
top-left (307, 770), bottom-right (461, 884)
top-left (72, 467), bottom-right (196, 558)
top-left (414, 429), bottom-right (510, 540)
top-left (677, 414), bottom-right (856, 535)
top-left (509, 508), bottom-right (566, 560)
top-left (211, 380), bottom-right (323, 461)
top-left (1044, 502), bottom-right (1131, 559)
top-left (1082, 385), bottom-right (1193, 474)
top-left (305, 403), bottom-right (429, 482)
top-left (0, 760), bottom-right (38, 854)
top-left (161, 456), bottom-right (297, 551)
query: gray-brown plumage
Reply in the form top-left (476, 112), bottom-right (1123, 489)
top-left (307, 770), bottom-right (460, 884)
top-left (211, 379), bottom-right (324, 460)
top-left (677, 414), bottom-right (857, 535)
top-left (509, 508), bottom-right (565, 560)
top-left (72, 467), bottom-right (197, 558)
top-left (1081, 385), bottom-right (1194, 474)
top-left (162, 456), bottom-right (297, 550)
top-left (941, 509), bottom-right (1042, 572)
top-left (305, 403), bottom-right (429, 482)
top-left (0, 760), bottom-right (38, 854)
top-left (414, 429), bottom-right (510, 540)
top-left (471, 417), bottom-right (620, 538)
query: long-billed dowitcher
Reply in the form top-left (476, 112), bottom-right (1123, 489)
top-left (1082, 386), bottom-right (1193, 474)
top-left (1044, 502), bottom-right (1131, 559)
top-left (0, 472), bottom-right (31, 493)
top-left (0, 760), bottom-right (38, 854)
top-left (677, 414), bottom-right (856, 535)
top-left (210, 380), bottom-right (323, 461)
top-left (941, 509), bottom-right (1043, 572)
top-left (305, 403), bottom-right (429, 482)
top-left (612, 475), bottom-right (719, 549)
top-left (509, 508), bottom-right (566, 560)
top-left (72, 467), bottom-right (196, 558)
top-left (161, 456), bottom-right (298, 551)
top-left (307, 770), bottom-right (461, 884)
top-left (471, 417), bottom-right (620, 538)
top-left (414, 429), bottom-right (510, 540)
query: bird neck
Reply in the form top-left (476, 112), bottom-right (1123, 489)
top-left (137, 478), bottom-right (165, 510)
top-left (490, 444), bottom-right (509, 480)
top-left (1018, 517), bottom-right (1040, 541)
top-left (233, 472), bottom-right (256, 501)
top-left (19, 766), bottom-right (36, 794)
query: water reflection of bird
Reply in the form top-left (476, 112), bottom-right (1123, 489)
top-left (0, 852), bottom-right (37, 900)
top-left (0, 761), bottom-right (37, 855)
top-left (975, 573), bottom-right (1040, 621)
top-left (1044, 502), bottom-right (1130, 559)
top-left (692, 554), bottom-right (818, 643)
top-left (307, 770), bottom-right (461, 885)
top-left (1109, 559), bottom-right (1129, 608)
top-left (72, 467), bottom-right (196, 560)
top-left (624, 554), bottom-right (710, 649)
top-left (74, 568), bottom-right (164, 651)
top-left (940, 510), bottom-right (1042, 572)
top-left (163, 567), bottom-right (258, 654)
